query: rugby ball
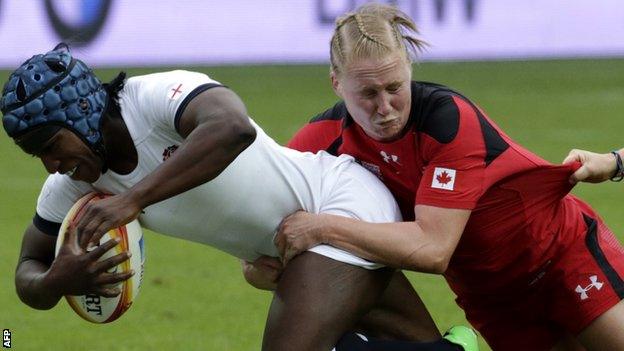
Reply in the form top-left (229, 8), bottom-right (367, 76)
top-left (55, 193), bottom-right (145, 323)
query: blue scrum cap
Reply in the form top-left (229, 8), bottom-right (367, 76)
top-left (0, 44), bottom-right (108, 155)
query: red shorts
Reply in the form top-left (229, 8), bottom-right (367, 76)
top-left (457, 211), bottom-right (624, 351)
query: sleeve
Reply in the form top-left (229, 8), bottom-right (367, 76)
top-left (34, 173), bottom-right (94, 236)
top-left (287, 121), bottom-right (339, 153)
top-left (415, 95), bottom-right (488, 210)
top-left (134, 70), bottom-right (224, 134)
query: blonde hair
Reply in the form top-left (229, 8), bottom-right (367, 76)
top-left (330, 3), bottom-right (426, 75)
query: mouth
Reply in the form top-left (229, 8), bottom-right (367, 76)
top-left (65, 165), bottom-right (78, 177)
top-left (377, 119), bottom-right (399, 127)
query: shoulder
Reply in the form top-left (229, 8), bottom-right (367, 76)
top-left (410, 81), bottom-right (480, 144)
top-left (128, 70), bottom-right (215, 84)
top-left (120, 70), bottom-right (226, 134)
top-left (124, 70), bottom-right (219, 96)
top-left (412, 82), bottom-right (510, 165)
top-left (288, 101), bottom-right (347, 153)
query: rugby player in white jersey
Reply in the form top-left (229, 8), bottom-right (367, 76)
top-left (1, 45), bottom-right (477, 351)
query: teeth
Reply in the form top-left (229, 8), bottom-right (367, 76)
top-left (65, 165), bottom-right (77, 177)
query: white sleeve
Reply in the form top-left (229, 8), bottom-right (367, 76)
top-left (36, 173), bottom-right (95, 226)
top-left (132, 70), bottom-right (223, 133)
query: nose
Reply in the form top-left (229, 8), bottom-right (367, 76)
top-left (376, 93), bottom-right (392, 116)
top-left (40, 155), bottom-right (61, 174)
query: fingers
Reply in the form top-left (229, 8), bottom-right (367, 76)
top-left (87, 237), bottom-right (121, 260)
top-left (282, 248), bottom-right (301, 266)
top-left (282, 250), bottom-right (295, 266)
top-left (78, 222), bottom-right (99, 250)
top-left (95, 287), bottom-right (122, 298)
top-left (94, 250), bottom-right (132, 273)
top-left (87, 221), bottom-right (115, 249)
top-left (273, 231), bottom-right (286, 258)
top-left (76, 202), bottom-right (95, 248)
top-left (569, 166), bottom-right (589, 184)
top-left (59, 224), bottom-right (81, 254)
top-left (95, 270), bottom-right (135, 286)
top-left (77, 202), bottom-right (110, 249)
top-left (254, 256), bottom-right (283, 270)
top-left (241, 259), bottom-right (252, 270)
top-left (563, 149), bottom-right (581, 165)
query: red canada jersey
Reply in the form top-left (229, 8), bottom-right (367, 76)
top-left (288, 81), bottom-right (589, 297)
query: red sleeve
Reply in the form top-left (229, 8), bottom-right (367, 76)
top-left (287, 120), bottom-right (342, 153)
top-left (416, 96), bottom-right (488, 210)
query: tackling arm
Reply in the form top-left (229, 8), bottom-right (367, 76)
top-left (277, 205), bottom-right (470, 274)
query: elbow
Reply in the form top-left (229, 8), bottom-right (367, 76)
top-left (15, 279), bottom-right (55, 311)
top-left (402, 246), bottom-right (452, 274)
top-left (229, 115), bottom-right (257, 149)
top-left (15, 264), bottom-right (58, 310)
top-left (427, 253), bottom-right (451, 274)
top-left (16, 290), bottom-right (55, 311)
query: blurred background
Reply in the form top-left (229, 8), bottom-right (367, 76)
top-left (1, 1), bottom-right (623, 350)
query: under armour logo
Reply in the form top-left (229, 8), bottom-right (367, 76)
top-left (380, 151), bottom-right (400, 164)
top-left (575, 275), bottom-right (604, 300)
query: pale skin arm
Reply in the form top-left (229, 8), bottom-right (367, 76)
top-left (563, 148), bottom-right (624, 184)
top-left (274, 205), bottom-right (471, 274)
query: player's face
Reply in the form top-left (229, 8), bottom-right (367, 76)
top-left (27, 128), bottom-right (103, 183)
top-left (333, 54), bottom-right (412, 142)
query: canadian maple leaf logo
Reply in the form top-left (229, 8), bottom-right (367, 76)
top-left (436, 171), bottom-right (452, 184)
top-left (432, 167), bottom-right (456, 190)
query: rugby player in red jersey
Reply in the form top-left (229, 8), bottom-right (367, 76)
top-left (268, 3), bottom-right (624, 351)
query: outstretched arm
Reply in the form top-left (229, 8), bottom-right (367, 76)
top-left (563, 148), bottom-right (624, 184)
top-left (76, 87), bottom-right (257, 247)
top-left (275, 205), bottom-right (471, 274)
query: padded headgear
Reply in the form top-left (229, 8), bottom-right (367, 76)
top-left (1, 44), bottom-right (108, 157)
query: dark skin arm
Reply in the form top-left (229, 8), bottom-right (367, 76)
top-left (76, 87), bottom-right (257, 248)
top-left (15, 223), bottom-right (132, 310)
top-left (17, 86), bottom-right (255, 309)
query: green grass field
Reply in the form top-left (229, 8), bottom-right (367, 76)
top-left (1, 59), bottom-right (623, 350)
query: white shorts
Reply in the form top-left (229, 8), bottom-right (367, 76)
top-left (307, 155), bottom-right (402, 270)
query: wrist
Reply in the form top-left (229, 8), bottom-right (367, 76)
top-left (124, 187), bottom-right (150, 210)
top-left (30, 271), bottom-right (64, 309)
top-left (610, 150), bottom-right (623, 182)
top-left (316, 214), bottom-right (330, 244)
top-left (318, 213), bottom-right (342, 244)
top-left (38, 269), bottom-right (62, 296)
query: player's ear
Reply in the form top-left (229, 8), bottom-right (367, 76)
top-left (330, 70), bottom-right (343, 99)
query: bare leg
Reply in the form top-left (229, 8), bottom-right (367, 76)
top-left (549, 300), bottom-right (624, 350)
top-left (576, 299), bottom-right (624, 350)
top-left (262, 252), bottom-right (393, 351)
top-left (356, 271), bottom-right (441, 341)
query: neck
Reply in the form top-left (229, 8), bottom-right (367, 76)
top-left (101, 111), bottom-right (138, 175)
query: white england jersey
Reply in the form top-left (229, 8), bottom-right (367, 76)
top-left (36, 70), bottom-right (401, 267)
